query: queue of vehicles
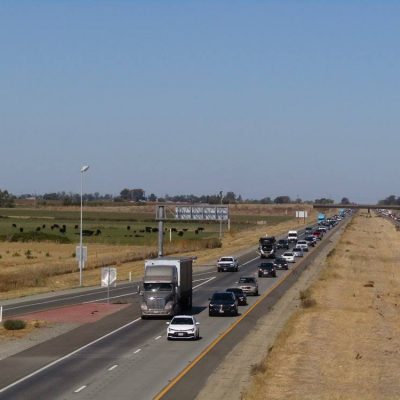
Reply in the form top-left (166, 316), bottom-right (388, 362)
top-left (139, 212), bottom-right (349, 340)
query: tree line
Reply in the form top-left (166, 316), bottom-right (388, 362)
top-left (0, 187), bottom-right (355, 208)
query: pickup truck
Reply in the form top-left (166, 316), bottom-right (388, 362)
top-left (217, 256), bottom-right (239, 272)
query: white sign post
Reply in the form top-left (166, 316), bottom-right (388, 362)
top-left (296, 210), bottom-right (308, 224)
top-left (101, 267), bottom-right (117, 303)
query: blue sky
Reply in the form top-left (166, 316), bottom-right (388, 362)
top-left (1, 1), bottom-right (399, 203)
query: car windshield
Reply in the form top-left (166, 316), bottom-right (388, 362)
top-left (226, 288), bottom-right (242, 294)
top-left (171, 317), bottom-right (194, 325)
top-left (260, 263), bottom-right (274, 269)
top-left (278, 239), bottom-right (287, 243)
top-left (212, 293), bottom-right (233, 301)
top-left (239, 277), bottom-right (255, 283)
top-left (220, 257), bottom-right (233, 262)
top-left (283, 252), bottom-right (293, 256)
top-left (275, 258), bottom-right (286, 263)
top-left (143, 283), bottom-right (173, 292)
top-left (294, 248), bottom-right (302, 251)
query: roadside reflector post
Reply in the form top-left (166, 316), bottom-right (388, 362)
top-left (0, 306), bottom-right (2, 323)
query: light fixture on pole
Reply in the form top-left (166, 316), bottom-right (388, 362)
top-left (79, 165), bottom-right (89, 287)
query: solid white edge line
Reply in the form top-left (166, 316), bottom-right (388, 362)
top-left (5, 286), bottom-right (136, 311)
top-left (108, 365), bottom-right (118, 371)
top-left (133, 349), bottom-right (141, 354)
top-left (0, 317), bottom-right (142, 394)
top-left (74, 385), bottom-right (87, 393)
top-left (155, 336), bottom-right (162, 340)
top-left (82, 292), bottom-right (138, 304)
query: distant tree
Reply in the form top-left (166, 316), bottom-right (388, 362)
top-left (260, 197), bottom-right (273, 204)
top-left (314, 198), bottom-right (334, 204)
top-left (274, 196), bottom-right (291, 204)
top-left (224, 191), bottom-right (236, 203)
top-left (340, 197), bottom-right (350, 205)
top-left (378, 195), bottom-right (399, 206)
top-left (148, 193), bottom-right (157, 202)
top-left (119, 188), bottom-right (146, 202)
top-left (0, 189), bottom-right (15, 207)
top-left (237, 194), bottom-right (243, 203)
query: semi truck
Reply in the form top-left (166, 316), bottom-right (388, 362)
top-left (258, 236), bottom-right (276, 258)
top-left (140, 257), bottom-right (193, 319)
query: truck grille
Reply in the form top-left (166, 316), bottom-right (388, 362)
top-left (148, 298), bottom-right (165, 310)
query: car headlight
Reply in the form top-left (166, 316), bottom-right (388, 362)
top-left (164, 302), bottom-right (173, 310)
top-left (140, 303), bottom-right (148, 310)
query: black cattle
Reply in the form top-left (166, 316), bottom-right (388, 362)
top-left (95, 229), bottom-right (102, 236)
top-left (12, 223), bottom-right (17, 228)
top-left (127, 225), bottom-right (131, 230)
top-left (177, 231), bottom-right (184, 236)
top-left (75, 225), bottom-right (79, 229)
top-left (20, 227), bottom-right (24, 233)
top-left (36, 227), bottom-right (41, 232)
top-left (82, 229), bottom-right (94, 236)
top-left (152, 227), bottom-right (158, 232)
top-left (42, 224), bottom-right (46, 229)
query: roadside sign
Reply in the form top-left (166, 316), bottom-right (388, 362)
top-left (75, 246), bottom-right (87, 263)
top-left (296, 211), bottom-right (308, 218)
top-left (101, 267), bottom-right (117, 288)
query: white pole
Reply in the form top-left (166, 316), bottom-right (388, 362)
top-left (219, 191), bottom-right (223, 239)
top-left (79, 165), bottom-right (89, 287)
top-left (79, 171), bottom-right (83, 287)
top-left (170, 228), bottom-right (172, 242)
top-left (129, 271), bottom-right (132, 282)
top-left (0, 306), bottom-right (2, 323)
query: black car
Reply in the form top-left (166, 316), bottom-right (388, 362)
top-left (226, 287), bottom-right (247, 306)
top-left (305, 227), bottom-right (313, 235)
top-left (209, 292), bottom-right (238, 316)
top-left (305, 235), bottom-right (317, 247)
top-left (258, 262), bottom-right (277, 277)
top-left (276, 239), bottom-right (289, 250)
top-left (274, 257), bottom-right (289, 270)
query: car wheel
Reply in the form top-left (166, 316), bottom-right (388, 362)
top-left (255, 290), bottom-right (259, 296)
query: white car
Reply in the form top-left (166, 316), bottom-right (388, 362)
top-left (296, 240), bottom-right (309, 252)
top-left (293, 247), bottom-right (304, 257)
top-left (282, 251), bottom-right (295, 263)
top-left (217, 256), bottom-right (239, 272)
top-left (166, 315), bottom-right (200, 340)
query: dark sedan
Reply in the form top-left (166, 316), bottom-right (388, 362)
top-left (226, 287), bottom-right (247, 306)
top-left (274, 257), bottom-right (289, 270)
top-left (209, 292), bottom-right (238, 316)
top-left (275, 239), bottom-right (290, 250)
top-left (258, 262), bottom-right (277, 278)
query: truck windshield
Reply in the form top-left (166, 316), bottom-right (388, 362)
top-left (143, 283), bottom-right (173, 292)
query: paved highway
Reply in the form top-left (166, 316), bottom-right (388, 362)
top-left (0, 220), bottom-right (347, 400)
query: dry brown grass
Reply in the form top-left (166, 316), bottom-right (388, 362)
top-left (0, 204), bottom-right (321, 299)
top-left (243, 212), bottom-right (400, 400)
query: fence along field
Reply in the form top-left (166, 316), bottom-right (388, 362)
top-left (0, 204), bottom-right (302, 296)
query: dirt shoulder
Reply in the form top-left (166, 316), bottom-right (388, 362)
top-left (240, 212), bottom-right (400, 400)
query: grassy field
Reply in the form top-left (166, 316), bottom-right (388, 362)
top-left (0, 207), bottom-right (293, 245)
top-left (0, 203), bottom-right (317, 298)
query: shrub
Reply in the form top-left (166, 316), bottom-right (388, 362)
top-left (3, 319), bottom-right (27, 330)
top-left (300, 289), bottom-right (317, 308)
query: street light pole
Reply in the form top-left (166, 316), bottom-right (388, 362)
top-left (79, 165), bottom-right (89, 287)
top-left (219, 191), bottom-right (223, 239)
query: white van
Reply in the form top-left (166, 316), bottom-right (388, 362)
top-left (287, 230), bottom-right (298, 243)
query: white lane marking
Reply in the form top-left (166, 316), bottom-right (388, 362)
top-left (5, 288), bottom-right (137, 311)
top-left (82, 292), bottom-right (137, 304)
top-left (193, 276), bottom-right (216, 290)
top-left (193, 270), bottom-right (216, 276)
top-left (0, 317), bottom-right (142, 394)
top-left (74, 385), bottom-right (87, 393)
top-left (108, 365), bottom-right (118, 371)
top-left (241, 256), bottom-right (260, 266)
top-left (155, 336), bottom-right (162, 341)
top-left (192, 277), bottom-right (214, 283)
top-left (133, 349), bottom-right (141, 354)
